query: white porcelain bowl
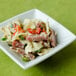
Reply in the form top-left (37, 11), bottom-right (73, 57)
top-left (0, 9), bottom-right (76, 69)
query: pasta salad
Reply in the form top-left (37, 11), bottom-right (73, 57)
top-left (0, 19), bottom-right (57, 61)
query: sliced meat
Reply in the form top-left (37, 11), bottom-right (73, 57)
top-left (50, 29), bottom-right (57, 47)
top-left (26, 33), bottom-right (48, 41)
top-left (28, 52), bottom-right (35, 60)
top-left (12, 40), bottom-right (24, 49)
top-left (17, 48), bottom-right (25, 55)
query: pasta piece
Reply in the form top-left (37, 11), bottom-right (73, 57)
top-left (23, 19), bottom-right (36, 30)
top-left (25, 41), bottom-right (33, 54)
top-left (32, 42), bottom-right (43, 52)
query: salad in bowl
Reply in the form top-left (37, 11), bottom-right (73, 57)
top-left (0, 19), bottom-right (57, 61)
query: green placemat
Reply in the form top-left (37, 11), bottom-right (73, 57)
top-left (0, 0), bottom-right (76, 76)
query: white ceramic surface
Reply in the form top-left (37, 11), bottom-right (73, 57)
top-left (0, 9), bottom-right (76, 69)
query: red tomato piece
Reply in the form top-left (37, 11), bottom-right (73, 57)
top-left (27, 28), bottom-right (33, 33)
top-left (13, 32), bottom-right (16, 36)
top-left (14, 23), bottom-right (17, 28)
top-left (42, 28), bottom-right (47, 34)
top-left (27, 28), bottom-right (36, 34)
top-left (36, 28), bottom-right (41, 34)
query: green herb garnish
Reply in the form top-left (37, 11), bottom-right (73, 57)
top-left (22, 56), bottom-right (29, 61)
top-left (1, 37), bottom-right (7, 41)
top-left (19, 35), bottom-right (25, 40)
top-left (35, 49), bottom-right (42, 53)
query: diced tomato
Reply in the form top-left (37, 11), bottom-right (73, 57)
top-left (20, 30), bottom-right (25, 33)
top-left (14, 28), bottom-right (17, 32)
top-left (36, 28), bottom-right (41, 34)
top-left (27, 28), bottom-right (32, 33)
top-left (14, 23), bottom-right (17, 28)
top-left (42, 28), bottom-right (45, 32)
top-left (42, 28), bottom-right (47, 34)
top-left (32, 30), bottom-right (36, 34)
top-left (13, 32), bottom-right (16, 36)
top-left (15, 25), bottom-right (25, 33)
top-left (28, 29), bottom-right (32, 33)
top-left (27, 28), bottom-right (36, 34)
top-left (27, 28), bottom-right (41, 34)
top-left (17, 25), bottom-right (22, 31)
top-left (13, 25), bottom-right (25, 36)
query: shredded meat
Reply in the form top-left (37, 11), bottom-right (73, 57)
top-left (17, 48), bottom-right (25, 55)
top-left (26, 34), bottom-right (48, 41)
top-left (50, 29), bottom-right (57, 47)
top-left (28, 52), bottom-right (35, 60)
top-left (12, 40), bottom-right (24, 49)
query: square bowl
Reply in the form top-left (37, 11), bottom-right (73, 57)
top-left (0, 9), bottom-right (76, 69)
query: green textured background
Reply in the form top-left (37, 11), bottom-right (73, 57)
top-left (0, 0), bottom-right (76, 76)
